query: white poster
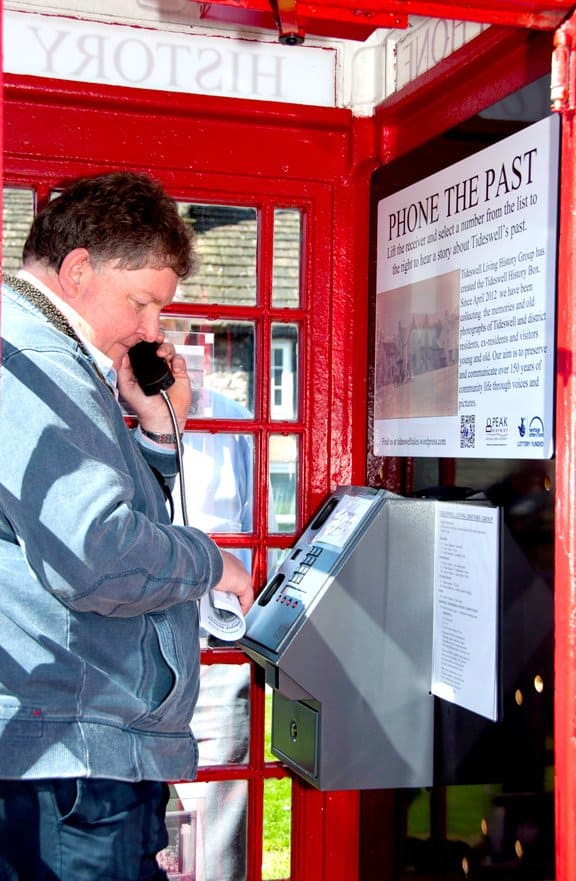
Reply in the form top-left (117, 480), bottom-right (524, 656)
top-left (374, 115), bottom-right (560, 458)
top-left (431, 503), bottom-right (500, 721)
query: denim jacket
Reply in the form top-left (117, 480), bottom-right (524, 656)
top-left (0, 277), bottom-right (223, 781)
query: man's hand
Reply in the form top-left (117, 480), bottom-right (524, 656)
top-left (213, 550), bottom-right (254, 615)
top-left (118, 339), bottom-right (192, 434)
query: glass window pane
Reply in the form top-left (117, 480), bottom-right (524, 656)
top-left (271, 323), bottom-right (298, 420)
top-left (272, 208), bottom-right (301, 308)
top-left (173, 431), bottom-right (254, 542)
top-left (171, 779), bottom-right (248, 881)
top-left (446, 783), bottom-right (502, 846)
top-left (176, 202), bottom-right (257, 307)
top-left (412, 459), bottom-right (440, 493)
top-left (407, 459), bottom-right (554, 877)
top-left (263, 777), bottom-right (292, 880)
top-left (3, 188), bottom-right (35, 273)
top-left (263, 687), bottom-right (292, 878)
top-left (192, 663), bottom-right (251, 767)
top-left (406, 788), bottom-right (431, 840)
top-left (161, 317), bottom-right (255, 417)
top-left (267, 547), bottom-right (291, 576)
top-left (264, 683), bottom-right (275, 763)
top-left (456, 458), bottom-right (554, 577)
top-left (269, 435), bottom-right (298, 533)
top-left (159, 793), bottom-right (200, 878)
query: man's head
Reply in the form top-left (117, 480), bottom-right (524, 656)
top-left (23, 171), bottom-right (195, 277)
top-left (22, 172), bottom-right (197, 364)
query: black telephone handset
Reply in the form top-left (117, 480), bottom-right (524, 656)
top-left (128, 341), bottom-right (175, 396)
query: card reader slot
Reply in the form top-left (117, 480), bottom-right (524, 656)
top-left (309, 497), bottom-right (339, 530)
top-left (258, 573), bottom-right (285, 606)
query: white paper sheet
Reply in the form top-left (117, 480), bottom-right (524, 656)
top-left (431, 502), bottom-right (500, 720)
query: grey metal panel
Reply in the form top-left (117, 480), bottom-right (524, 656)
top-left (241, 487), bottom-right (436, 790)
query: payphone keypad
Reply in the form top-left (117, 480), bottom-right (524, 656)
top-left (245, 489), bottom-right (384, 656)
top-left (248, 544), bottom-right (338, 653)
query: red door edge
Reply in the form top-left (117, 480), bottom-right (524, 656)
top-left (552, 10), bottom-right (576, 881)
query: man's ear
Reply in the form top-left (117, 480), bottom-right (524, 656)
top-left (58, 248), bottom-right (91, 300)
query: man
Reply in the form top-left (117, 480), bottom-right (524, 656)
top-left (0, 171), bottom-right (253, 881)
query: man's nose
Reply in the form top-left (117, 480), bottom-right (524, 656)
top-left (140, 314), bottom-right (160, 343)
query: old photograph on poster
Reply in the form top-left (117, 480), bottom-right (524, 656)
top-left (374, 270), bottom-right (460, 420)
top-left (373, 115), bottom-right (559, 458)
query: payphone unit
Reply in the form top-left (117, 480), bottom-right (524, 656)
top-left (240, 486), bottom-right (436, 790)
top-left (241, 485), bottom-right (552, 794)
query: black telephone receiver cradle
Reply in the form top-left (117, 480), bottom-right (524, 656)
top-left (128, 341), bottom-right (175, 396)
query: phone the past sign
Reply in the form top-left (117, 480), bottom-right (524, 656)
top-left (373, 115), bottom-right (559, 459)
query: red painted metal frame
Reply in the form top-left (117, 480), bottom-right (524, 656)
top-left (190, 0), bottom-right (574, 41)
top-left (191, 0), bottom-right (405, 41)
top-left (2, 74), bottom-right (371, 881)
top-left (375, 24), bottom-right (555, 162)
top-left (553, 12), bottom-right (576, 881)
top-left (5, 10), bottom-right (574, 880)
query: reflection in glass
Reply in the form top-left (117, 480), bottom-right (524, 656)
top-left (173, 432), bottom-right (254, 540)
top-left (407, 458), bottom-right (554, 880)
top-left (412, 458), bottom-right (440, 493)
top-left (455, 458), bottom-right (554, 579)
top-left (159, 792), bottom-right (199, 879)
top-left (170, 779), bottom-right (248, 881)
top-left (172, 431), bottom-right (254, 540)
top-left (192, 664), bottom-right (251, 767)
top-left (269, 435), bottom-right (298, 533)
top-left (271, 323), bottom-right (298, 420)
top-left (161, 317), bottom-right (255, 417)
top-left (268, 547), bottom-right (291, 576)
top-left (175, 202), bottom-right (257, 307)
top-left (3, 188), bottom-right (35, 273)
top-left (272, 208), bottom-right (301, 308)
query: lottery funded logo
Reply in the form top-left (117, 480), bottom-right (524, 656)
top-left (517, 415), bottom-right (545, 449)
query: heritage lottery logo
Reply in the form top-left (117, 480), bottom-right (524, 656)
top-left (529, 416), bottom-right (544, 439)
top-left (517, 415), bottom-right (545, 449)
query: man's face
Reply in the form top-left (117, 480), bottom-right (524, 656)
top-left (73, 258), bottom-right (179, 366)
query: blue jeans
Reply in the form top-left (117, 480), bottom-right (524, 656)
top-left (0, 779), bottom-right (170, 881)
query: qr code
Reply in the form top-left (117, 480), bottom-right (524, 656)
top-left (460, 415), bottom-right (476, 448)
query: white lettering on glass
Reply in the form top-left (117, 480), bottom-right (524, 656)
top-left (5, 11), bottom-right (334, 107)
